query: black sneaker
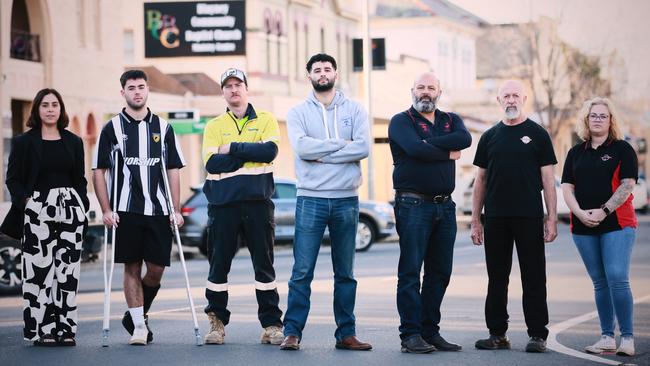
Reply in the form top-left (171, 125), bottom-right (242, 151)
top-left (475, 335), bottom-right (511, 350)
top-left (122, 311), bottom-right (153, 343)
top-left (401, 335), bottom-right (437, 354)
top-left (525, 337), bottom-right (547, 353)
top-left (424, 334), bottom-right (462, 351)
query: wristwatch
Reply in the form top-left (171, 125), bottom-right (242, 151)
top-left (601, 204), bottom-right (611, 216)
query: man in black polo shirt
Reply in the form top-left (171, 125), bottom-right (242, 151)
top-left (388, 72), bottom-right (471, 353)
top-left (471, 79), bottom-right (557, 353)
top-left (93, 69), bottom-right (186, 345)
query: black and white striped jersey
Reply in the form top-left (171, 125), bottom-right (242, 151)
top-left (92, 108), bottom-right (186, 216)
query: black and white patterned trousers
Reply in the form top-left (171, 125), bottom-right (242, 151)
top-left (22, 187), bottom-right (86, 341)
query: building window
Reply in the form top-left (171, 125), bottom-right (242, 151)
top-left (461, 48), bottom-right (471, 63)
top-left (336, 31), bottom-right (341, 65)
top-left (10, 0), bottom-right (41, 62)
top-left (276, 11), bottom-right (283, 75)
top-left (123, 30), bottom-right (134, 64)
top-left (346, 34), bottom-right (351, 84)
top-left (304, 24), bottom-right (309, 65)
top-left (78, 0), bottom-right (86, 47)
top-left (320, 27), bottom-right (325, 52)
top-left (438, 40), bottom-right (447, 57)
top-left (452, 38), bottom-right (458, 60)
top-left (294, 21), bottom-right (300, 77)
top-left (264, 9), bottom-right (272, 74)
top-left (93, 0), bottom-right (102, 49)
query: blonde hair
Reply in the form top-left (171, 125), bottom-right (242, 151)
top-left (575, 97), bottom-right (623, 141)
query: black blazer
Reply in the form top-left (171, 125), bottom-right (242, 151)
top-left (5, 127), bottom-right (89, 211)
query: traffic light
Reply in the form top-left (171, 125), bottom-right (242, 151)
top-left (352, 38), bottom-right (386, 71)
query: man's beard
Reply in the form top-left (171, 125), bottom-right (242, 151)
top-left (126, 98), bottom-right (147, 111)
top-left (311, 78), bottom-right (335, 92)
top-left (412, 94), bottom-right (438, 113)
top-left (504, 106), bottom-right (520, 119)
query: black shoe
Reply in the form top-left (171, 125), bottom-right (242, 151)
top-left (525, 337), bottom-right (547, 353)
top-left (122, 311), bottom-right (153, 343)
top-left (424, 334), bottom-right (462, 351)
top-left (475, 335), bottom-right (511, 350)
top-left (401, 335), bottom-right (437, 354)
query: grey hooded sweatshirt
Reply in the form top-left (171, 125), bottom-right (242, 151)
top-left (286, 90), bottom-right (370, 198)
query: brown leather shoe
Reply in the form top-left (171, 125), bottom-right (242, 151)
top-left (280, 335), bottom-right (300, 350)
top-left (335, 335), bottom-right (373, 351)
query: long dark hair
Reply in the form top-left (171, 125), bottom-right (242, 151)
top-left (26, 88), bottom-right (69, 129)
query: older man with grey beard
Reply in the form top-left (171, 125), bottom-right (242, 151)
top-left (471, 79), bottom-right (557, 353)
top-left (388, 72), bottom-right (471, 354)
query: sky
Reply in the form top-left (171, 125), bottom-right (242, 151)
top-left (446, 0), bottom-right (650, 101)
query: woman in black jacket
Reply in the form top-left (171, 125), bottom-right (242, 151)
top-left (4, 88), bottom-right (88, 346)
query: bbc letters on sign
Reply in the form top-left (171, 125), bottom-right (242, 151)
top-left (144, 1), bottom-right (246, 57)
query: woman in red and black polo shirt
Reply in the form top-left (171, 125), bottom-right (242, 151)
top-left (561, 97), bottom-right (637, 357)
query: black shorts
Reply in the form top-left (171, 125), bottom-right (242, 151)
top-left (114, 211), bottom-right (173, 266)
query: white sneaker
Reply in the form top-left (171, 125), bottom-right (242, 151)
top-left (129, 324), bottom-right (148, 345)
top-left (616, 336), bottom-right (635, 356)
top-left (260, 325), bottom-right (284, 345)
top-left (584, 335), bottom-right (616, 354)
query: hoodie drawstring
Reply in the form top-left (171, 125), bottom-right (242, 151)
top-left (319, 103), bottom-right (339, 140)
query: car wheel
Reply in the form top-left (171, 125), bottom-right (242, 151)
top-left (0, 234), bottom-right (22, 295)
top-left (355, 217), bottom-right (376, 252)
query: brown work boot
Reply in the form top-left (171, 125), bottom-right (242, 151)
top-left (280, 335), bottom-right (300, 350)
top-left (260, 325), bottom-right (284, 345)
top-left (204, 312), bottom-right (225, 345)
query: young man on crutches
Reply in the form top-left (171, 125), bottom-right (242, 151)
top-left (93, 69), bottom-right (186, 345)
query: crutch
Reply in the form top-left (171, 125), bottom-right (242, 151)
top-left (102, 149), bottom-right (119, 347)
top-left (160, 147), bottom-right (203, 346)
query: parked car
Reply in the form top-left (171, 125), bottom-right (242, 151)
top-left (458, 177), bottom-right (571, 221)
top-left (179, 178), bottom-right (396, 256)
top-left (459, 176), bottom-right (648, 220)
top-left (0, 194), bottom-right (104, 294)
top-left (632, 178), bottom-right (649, 213)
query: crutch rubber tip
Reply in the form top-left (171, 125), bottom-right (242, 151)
top-left (102, 329), bottom-right (110, 347)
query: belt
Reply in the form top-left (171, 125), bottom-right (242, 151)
top-left (396, 191), bottom-right (451, 203)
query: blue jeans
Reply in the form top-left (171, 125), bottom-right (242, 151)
top-left (572, 227), bottom-right (635, 337)
top-left (283, 196), bottom-right (359, 341)
top-left (394, 196), bottom-right (457, 340)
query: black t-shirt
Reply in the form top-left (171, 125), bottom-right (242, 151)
top-left (561, 139), bottom-right (638, 234)
top-left (35, 139), bottom-right (74, 191)
top-left (473, 119), bottom-right (557, 218)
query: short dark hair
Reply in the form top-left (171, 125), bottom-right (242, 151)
top-left (120, 69), bottom-right (148, 88)
top-left (26, 88), bottom-right (69, 130)
top-left (306, 53), bottom-right (337, 72)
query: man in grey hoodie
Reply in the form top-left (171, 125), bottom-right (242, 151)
top-left (280, 53), bottom-right (372, 351)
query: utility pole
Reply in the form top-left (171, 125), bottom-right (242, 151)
top-left (361, 0), bottom-right (374, 200)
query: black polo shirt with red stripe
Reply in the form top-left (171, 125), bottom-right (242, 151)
top-left (561, 139), bottom-right (638, 235)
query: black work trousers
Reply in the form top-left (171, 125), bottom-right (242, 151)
top-left (204, 199), bottom-right (282, 328)
top-left (483, 217), bottom-right (549, 339)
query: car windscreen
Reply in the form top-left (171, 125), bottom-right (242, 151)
top-left (185, 190), bottom-right (209, 207)
top-left (274, 183), bottom-right (297, 199)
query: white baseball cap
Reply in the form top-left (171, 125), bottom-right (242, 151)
top-left (220, 68), bottom-right (248, 87)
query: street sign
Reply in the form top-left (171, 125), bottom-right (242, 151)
top-left (144, 1), bottom-right (246, 58)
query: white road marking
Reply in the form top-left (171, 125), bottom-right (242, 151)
top-left (548, 293), bottom-right (650, 365)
